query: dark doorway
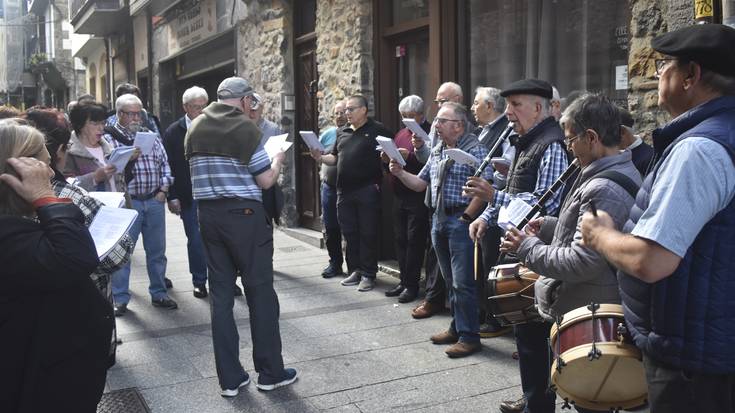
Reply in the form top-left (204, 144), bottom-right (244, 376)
top-left (294, 37), bottom-right (321, 231)
top-left (162, 64), bottom-right (234, 127)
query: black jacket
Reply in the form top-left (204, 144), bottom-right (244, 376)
top-left (162, 117), bottom-right (194, 205)
top-left (0, 204), bottom-right (112, 413)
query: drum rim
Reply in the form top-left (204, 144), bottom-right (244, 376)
top-left (550, 343), bottom-right (647, 411)
top-left (550, 303), bottom-right (625, 340)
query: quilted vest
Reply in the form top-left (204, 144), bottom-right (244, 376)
top-left (620, 96), bottom-right (735, 373)
top-left (505, 117), bottom-right (564, 199)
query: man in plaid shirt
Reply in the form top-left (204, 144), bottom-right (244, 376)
top-left (390, 102), bottom-right (493, 358)
top-left (105, 93), bottom-right (177, 315)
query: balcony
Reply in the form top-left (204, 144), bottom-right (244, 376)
top-left (70, 0), bottom-right (128, 36)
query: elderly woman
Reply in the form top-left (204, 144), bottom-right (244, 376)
top-left (66, 100), bottom-right (127, 192)
top-left (24, 107), bottom-right (134, 366)
top-left (383, 95), bottom-right (431, 303)
top-left (0, 119), bottom-right (112, 412)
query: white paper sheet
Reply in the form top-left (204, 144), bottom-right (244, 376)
top-left (375, 136), bottom-right (406, 167)
top-left (497, 197), bottom-right (535, 230)
top-left (134, 131), bottom-right (157, 155)
top-left (298, 131), bottom-right (326, 152)
top-left (88, 192), bottom-right (126, 208)
top-left (444, 148), bottom-right (480, 167)
top-left (107, 146), bottom-right (136, 172)
top-left (401, 118), bottom-right (430, 144)
top-left (88, 206), bottom-right (138, 258)
top-left (264, 133), bottom-right (292, 159)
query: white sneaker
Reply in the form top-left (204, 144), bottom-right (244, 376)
top-left (220, 375), bottom-right (250, 397)
top-left (256, 368), bottom-right (298, 391)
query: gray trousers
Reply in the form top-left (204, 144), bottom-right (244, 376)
top-left (198, 198), bottom-right (285, 389)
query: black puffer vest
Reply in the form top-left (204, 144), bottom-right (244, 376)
top-left (505, 117), bottom-right (564, 198)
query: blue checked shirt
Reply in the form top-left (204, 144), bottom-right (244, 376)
top-left (418, 133), bottom-right (493, 210)
top-left (479, 141), bottom-right (568, 224)
top-left (105, 123), bottom-right (173, 196)
top-left (189, 145), bottom-right (271, 202)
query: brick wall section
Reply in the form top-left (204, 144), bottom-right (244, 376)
top-left (627, 0), bottom-right (693, 139)
top-left (315, 0), bottom-right (374, 131)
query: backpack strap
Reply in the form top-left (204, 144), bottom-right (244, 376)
top-left (591, 170), bottom-right (639, 199)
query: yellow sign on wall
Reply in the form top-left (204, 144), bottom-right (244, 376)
top-left (695, 0), bottom-right (714, 18)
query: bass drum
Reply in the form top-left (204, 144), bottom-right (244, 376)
top-left (486, 263), bottom-right (540, 326)
top-left (549, 303), bottom-right (647, 411)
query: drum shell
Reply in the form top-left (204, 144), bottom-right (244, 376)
top-left (486, 265), bottom-right (540, 326)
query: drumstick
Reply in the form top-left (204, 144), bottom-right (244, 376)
top-left (474, 240), bottom-right (480, 281)
top-left (589, 200), bottom-right (598, 217)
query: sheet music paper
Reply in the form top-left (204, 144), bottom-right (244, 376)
top-left (401, 118), bottom-right (430, 144)
top-left (107, 146), bottom-right (136, 172)
top-left (264, 133), bottom-right (292, 160)
top-left (375, 136), bottom-right (406, 167)
top-left (298, 131), bottom-right (326, 152)
top-left (444, 148), bottom-right (480, 167)
top-left (497, 197), bottom-right (536, 230)
top-left (133, 131), bottom-right (157, 155)
top-left (88, 192), bottom-right (126, 208)
top-left (88, 206), bottom-right (138, 258)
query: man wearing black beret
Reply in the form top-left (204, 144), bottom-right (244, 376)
top-left (582, 23), bottom-right (735, 413)
top-left (463, 78), bottom-right (569, 412)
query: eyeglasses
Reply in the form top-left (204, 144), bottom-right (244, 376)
top-left (654, 58), bottom-right (675, 78)
top-left (119, 110), bottom-right (141, 118)
top-left (333, 111), bottom-right (345, 117)
top-left (433, 98), bottom-right (450, 105)
top-left (434, 117), bottom-right (461, 125)
top-left (344, 106), bottom-right (364, 113)
top-left (185, 104), bottom-right (206, 111)
top-left (564, 132), bottom-right (585, 146)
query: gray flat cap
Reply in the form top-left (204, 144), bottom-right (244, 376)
top-left (217, 77), bottom-right (254, 99)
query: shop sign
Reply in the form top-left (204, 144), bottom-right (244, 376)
top-left (167, 0), bottom-right (216, 56)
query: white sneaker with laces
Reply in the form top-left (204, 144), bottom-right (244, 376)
top-left (220, 376), bottom-right (250, 397)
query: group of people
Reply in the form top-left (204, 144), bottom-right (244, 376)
top-left (0, 22), bottom-right (732, 413)
top-left (312, 23), bottom-right (735, 413)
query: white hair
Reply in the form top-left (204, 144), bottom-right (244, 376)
top-left (182, 86), bottom-right (208, 104)
top-left (439, 82), bottom-right (463, 98)
top-left (475, 86), bottom-right (506, 113)
top-left (115, 94), bottom-right (142, 112)
top-left (552, 86), bottom-right (561, 102)
top-left (398, 95), bottom-right (425, 114)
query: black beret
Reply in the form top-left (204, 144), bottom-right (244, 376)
top-left (500, 79), bottom-right (553, 99)
top-left (652, 24), bottom-right (735, 77)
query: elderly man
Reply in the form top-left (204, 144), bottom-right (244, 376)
top-left (318, 100), bottom-right (348, 278)
top-left (107, 83), bottom-right (161, 135)
top-left (310, 95), bottom-right (392, 292)
top-left (550, 86), bottom-right (562, 121)
top-left (249, 93), bottom-right (284, 225)
top-left (390, 102), bottom-right (493, 358)
top-left (409, 81), bottom-right (463, 319)
top-left (105, 93), bottom-right (176, 315)
top-left (501, 94), bottom-right (642, 413)
top-left (383, 95), bottom-right (430, 303)
top-left (581, 24), bottom-right (735, 413)
top-left (162, 86), bottom-right (212, 298)
top-left (186, 77), bottom-right (296, 395)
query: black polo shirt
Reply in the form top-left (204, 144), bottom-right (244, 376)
top-left (331, 118), bottom-right (392, 193)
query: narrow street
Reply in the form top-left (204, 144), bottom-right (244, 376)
top-left (106, 212), bottom-right (527, 412)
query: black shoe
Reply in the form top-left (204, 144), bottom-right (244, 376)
top-left (193, 285), bottom-right (208, 298)
top-left (479, 322), bottom-right (512, 338)
top-left (499, 397), bottom-right (526, 413)
top-left (321, 263), bottom-right (345, 278)
top-left (152, 297), bottom-right (178, 309)
top-left (114, 303), bottom-right (128, 317)
top-left (397, 287), bottom-right (418, 303)
top-left (385, 284), bottom-right (405, 297)
top-left (165, 277), bottom-right (173, 289)
top-left (234, 285), bottom-right (243, 296)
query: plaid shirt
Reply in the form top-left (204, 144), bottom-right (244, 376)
top-left (418, 133), bottom-right (493, 209)
top-left (480, 141), bottom-right (568, 223)
top-left (106, 122), bottom-right (173, 196)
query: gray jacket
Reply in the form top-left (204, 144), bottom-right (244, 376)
top-left (64, 132), bottom-right (125, 192)
top-left (516, 151), bottom-right (641, 321)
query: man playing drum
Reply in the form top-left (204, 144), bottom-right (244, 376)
top-left (501, 94), bottom-right (641, 413)
top-left (581, 24), bottom-right (735, 413)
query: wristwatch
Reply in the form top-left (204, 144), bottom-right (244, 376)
top-left (459, 213), bottom-right (474, 223)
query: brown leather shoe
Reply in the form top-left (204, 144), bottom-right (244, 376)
top-left (430, 330), bottom-right (459, 345)
top-left (411, 300), bottom-right (442, 319)
top-left (445, 341), bottom-right (482, 358)
top-left (499, 397), bottom-right (526, 413)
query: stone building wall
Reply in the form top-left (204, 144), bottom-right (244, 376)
top-left (238, 0), bottom-right (298, 227)
top-left (627, 0), bottom-right (694, 138)
top-left (315, 0), bottom-right (374, 131)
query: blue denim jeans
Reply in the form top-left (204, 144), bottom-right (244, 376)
top-left (321, 182), bottom-right (343, 267)
top-left (112, 197), bottom-right (168, 304)
top-left (431, 213), bottom-right (480, 343)
top-left (180, 200), bottom-right (208, 287)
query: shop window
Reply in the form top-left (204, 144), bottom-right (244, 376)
top-left (467, 0), bottom-right (630, 106)
top-left (392, 0), bottom-right (429, 25)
